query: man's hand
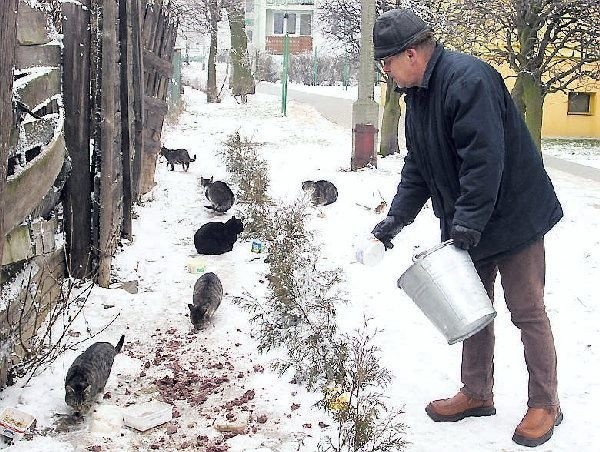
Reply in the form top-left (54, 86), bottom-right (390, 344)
top-left (372, 215), bottom-right (404, 250)
top-left (450, 225), bottom-right (481, 250)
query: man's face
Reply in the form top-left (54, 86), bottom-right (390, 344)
top-left (380, 49), bottom-right (421, 88)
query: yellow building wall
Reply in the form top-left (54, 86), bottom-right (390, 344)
top-left (541, 90), bottom-right (599, 138)
top-left (495, 64), bottom-right (599, 139)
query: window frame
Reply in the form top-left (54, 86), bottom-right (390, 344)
top-left (567, 92), bottom-right (594, 116)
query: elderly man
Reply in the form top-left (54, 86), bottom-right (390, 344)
top-left (371, 8), bottom-right (563, 448)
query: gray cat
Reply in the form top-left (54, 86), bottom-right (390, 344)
top-left (64, 335), bottom-right (125, 413)
top-left (188, 272), bottom-right (223, 329)
top-left (302, 180), bottom-right (338, 206)
top-left (201, 176), bottom-right (235, 213)
top-left (160, 146), bottom-right (196, 171)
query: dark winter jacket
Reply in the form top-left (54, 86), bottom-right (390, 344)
top-left (388, 44), bottom-right (563, 262)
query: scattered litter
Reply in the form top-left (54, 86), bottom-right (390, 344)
top-left (251, 240), bottom-right (263, 253)
top-left (0, 407), bottom-right (36, 443)
top-left (123, 400), bottom-right (173, 432)
top-left (186, 256), bottom-right (206, 274)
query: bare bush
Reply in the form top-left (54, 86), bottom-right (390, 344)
top-left (289, 52), bottom-right (357, 86)
top-left (1, 258), bottom-right (118, 387)
top-left (254, 52), bottom-right (279, 83)
top-left (234, 198), bottom-right (345, 389)
top-left (220, 131), bottom-right (270, 206)
top-left (222, 132), bottom-right (406, 447)
top-left (319, 320), bottom-right (408, 452)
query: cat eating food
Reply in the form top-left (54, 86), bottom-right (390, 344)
top-left (188, 272), bottom-right (223, 329)
top-left (64, 335), bottom-right (125, 414)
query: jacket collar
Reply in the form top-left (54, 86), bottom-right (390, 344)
top-left (419, 43), bottom-right (444, 89)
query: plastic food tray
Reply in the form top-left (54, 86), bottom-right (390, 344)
top-left (123, 400), bottom-right (172, 432)
top-left (0, 407), bottom-right (35, 442)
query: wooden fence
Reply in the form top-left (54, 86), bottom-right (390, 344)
top-left (0, 0), bottom-right (178, 387)
top-left (61, 0), bottom-right (178, 286)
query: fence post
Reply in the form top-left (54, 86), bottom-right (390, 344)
top-left (62, 0), bottom-right (92, 278)
top-left (97, 0), bottom-right (121, 288)
top-left (131, 0), bottom-right (145, 200)
top-left (0, 0), bottom-right (19, 270)
top-left (120, 0), bottom-right (134, 239)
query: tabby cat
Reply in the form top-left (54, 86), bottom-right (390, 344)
top-left (302, 180), bottom-right (338, 206)
top-left (160, 146), bottom-right (196, 171)
top-left (64, 335), bottom-right (125, 413)
top-left (188, 272), bottom-right (223, 329)
top-left (201, 176), bottom-right (235, 213)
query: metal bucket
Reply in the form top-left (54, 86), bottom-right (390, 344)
top-left (397, 240), bottom-right (496, 345)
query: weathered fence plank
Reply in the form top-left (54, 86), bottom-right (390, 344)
top-left (62, 0), bottom-right (92, 279)
top-left (0, 1), bottom-right (19, 269)
top-left (120, 0), bottom-right (134, 239)
top-left (131, 0), bottom-right (145, 200)
top-left (139, 0), bottom-right (177, 195)
top-left (97, 0), bottom-right (122, 288)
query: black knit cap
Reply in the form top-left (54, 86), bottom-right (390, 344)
top-left (373, 8), bottom-right (431, 60)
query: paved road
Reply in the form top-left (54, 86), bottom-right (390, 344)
top-left (256, 82), bottom-right (600, 182)
top-left (256, 82), bottom-right (354, 128)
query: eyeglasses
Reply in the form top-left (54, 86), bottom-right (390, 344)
top-left (377, 51), bottom-right (407, 70)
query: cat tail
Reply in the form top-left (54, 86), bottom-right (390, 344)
top-left (190, 155), bottom-right (197, 162)
top-left (115, 335), bottom-right (125, 353)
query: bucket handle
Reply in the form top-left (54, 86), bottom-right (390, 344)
top-left (413, 240), bottom-right (454, 262)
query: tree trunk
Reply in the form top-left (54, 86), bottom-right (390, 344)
top-left (510, 73), bottom-right (526, 116)
top-left (0, 1), bottom-right (18, 270)
top-left (226, 2), bottom-right (255, 103)
top-left (206, 0), bottom-right (219, 103)
top-left (379, 77), bottom-right (401, 156)
top-left (521, 73), bottom-right (544, 152)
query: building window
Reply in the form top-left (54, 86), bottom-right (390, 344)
top-left (300, 13), bottom-right (312, 36)
top-left (273, 12), bottom-right (296, 34)
top-left (568, 92), bottom-right (592, 115)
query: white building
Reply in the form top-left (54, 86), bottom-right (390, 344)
top-left (245, 0), bottom-right (316, 55)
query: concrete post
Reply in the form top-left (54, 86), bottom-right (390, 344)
top-left (351, 0), bottom-right (380, 170)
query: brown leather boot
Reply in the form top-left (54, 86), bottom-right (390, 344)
top-left (512, 407), bottom-right (563, 447)
top-left (425, 391), bottom-right (495, 422)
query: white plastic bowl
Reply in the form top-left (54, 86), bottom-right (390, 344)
top-left (355, 236), bottom-right (385, 266)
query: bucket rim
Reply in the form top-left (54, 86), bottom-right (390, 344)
top-left (412, 239), bottom-right (454, 262)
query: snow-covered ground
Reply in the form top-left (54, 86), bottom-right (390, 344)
top-left (543, 138), bottom-right (600, 170)
top-left (1, 85), bottom-right (600, 452)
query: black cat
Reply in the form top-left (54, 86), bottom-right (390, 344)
top-left (302, 180), bottom-right (338, 206)
top-left (194, 216), bottom-right (244, 255)
top-left (64, 335), bottom-right (125, 413)
top-left (201, 176), bottom-right (235, 213)
top-left (188, 272), bottom-right (223, 329)
top-left (160, 146), bottom-right (196, 171)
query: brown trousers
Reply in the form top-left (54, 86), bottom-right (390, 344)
top-left (460, 239), bottom-right (559, 408)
